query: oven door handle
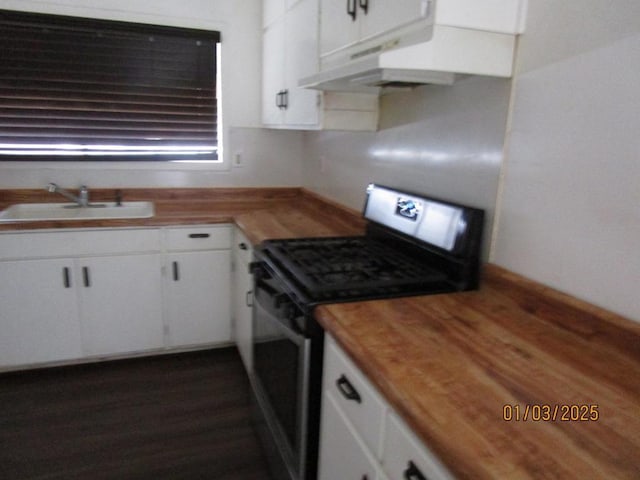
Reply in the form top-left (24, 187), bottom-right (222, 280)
top-left (254, 279), bottom-right (307, 344)
top-left (254, 278), bottom-right (289, 311)
top-left (257, 303), bottom-right (307, 347)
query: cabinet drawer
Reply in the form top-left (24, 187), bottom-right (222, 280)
top-left (163, 225), bottom-right (231, 251)
top-left (318, 392), bottom-right (384, 480)
top-left (324, 335), bottom-right (387, 458)
top-left (0, 228), bottom-right (161, 260)
top-left (382, 412), bottom-right (455, 480)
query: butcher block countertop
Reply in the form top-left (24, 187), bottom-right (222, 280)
top-left (315, 266), bottom-right (640, 479)
top-left (0, 187), bottom-right (366, 235)
top-left (1, 187), bottom-right (639, 478)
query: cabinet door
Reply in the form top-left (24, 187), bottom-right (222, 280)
top-left (232, 230), bottom-right (253, 371)
top-left (360, 0), bottom-right (430, 42)
top-left (0, 258), bottom-right (83, 367)
top-left (324, 336), bottom-right (387, 456)
top-left (284, 0), bottom-right (320, 126)
top-left (79, 254), bottom-right (164, 356)
top-left (165, 250), bottom-right (232, 347)
top-left (318, 392), bottom-right (381, 480)
top-left (262, 16), bottom-right (286, 126)
top-left (319, 0), bottom-right (360, 56)
top-left (383, 411), bottom-right (455, 480)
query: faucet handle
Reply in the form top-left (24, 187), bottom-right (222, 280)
top-left (78, 185), bottom-right (89, 206)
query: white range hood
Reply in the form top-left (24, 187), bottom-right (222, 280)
top-left (300, 24), bottom-right (518, 93)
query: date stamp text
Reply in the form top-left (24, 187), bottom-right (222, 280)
top-left (502, 404), bottom-right (599, 422)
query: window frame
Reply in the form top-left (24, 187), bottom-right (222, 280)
top-left (0, 9), bottom-right (222, 164)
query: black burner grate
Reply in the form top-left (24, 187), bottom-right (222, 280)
top-left (262, 237), bottom-right (448, 301)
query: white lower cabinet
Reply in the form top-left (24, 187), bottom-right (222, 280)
top-left (164, 250), bottom-right (231, 347)
top-left (80, 254), bottom-right (164, 356)
top-left (319, 393), bottom-right (386, 480)
top-left (319, 335), bottom-right (455, 480)
top-left (232, 227), bottom-right (254, 372)
top-left (383, 411), bottom-right (455, 480)
top-left (163, 225), bottom-right (233, 348)
top-left (0, 225), bottom-right (233, 370)
top-left (0, 258), bottom-right (82, 366)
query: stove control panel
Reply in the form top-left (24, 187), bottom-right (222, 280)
top-left (363, 184), bottom-right (483, 255)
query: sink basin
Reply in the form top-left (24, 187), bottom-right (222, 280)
top-left (0, 202), bottom-right (155, 222)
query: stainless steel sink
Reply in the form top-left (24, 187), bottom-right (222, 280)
top-left (0, 202), bottom-right (155, 222)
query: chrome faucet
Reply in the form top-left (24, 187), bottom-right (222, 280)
top-left (46, 183), bottom-right (90, 207)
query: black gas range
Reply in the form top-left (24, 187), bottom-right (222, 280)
top-left (250, 184), bottom-right (484, 480)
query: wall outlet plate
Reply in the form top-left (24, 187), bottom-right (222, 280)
top-left (233, 151), bottom-right (244, 167)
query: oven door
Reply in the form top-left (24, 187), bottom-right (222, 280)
top-left (252, 271), bottom-right (311, 480)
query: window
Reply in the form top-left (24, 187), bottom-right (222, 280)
top-left (0, 10), bottom-right (221, 162)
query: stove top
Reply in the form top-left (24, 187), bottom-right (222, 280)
top-left (254, 184), bottom-right (484, 307)
top-left (259, 236), bottom-right (450, 304)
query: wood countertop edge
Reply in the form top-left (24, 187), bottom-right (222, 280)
top-left (0, 187), bottom-right (367, 236)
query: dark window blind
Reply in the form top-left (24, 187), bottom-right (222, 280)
top-left (0, 10), bottom-right (220, 161)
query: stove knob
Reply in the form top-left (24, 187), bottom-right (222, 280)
top-left (274, 293), bottom-right (289, 309)
top-left (249, 261), bottom-right (270, 279)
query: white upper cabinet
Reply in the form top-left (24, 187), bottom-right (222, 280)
top-left (361, 0), bottom-right (432, 41)
top-left (262, 0), bottom-right (379, 131)
top-left (263, 0), bottom-right (321, 128)
top-left (319, 0), bottom-right (361, 56)
top-left (320, 0), bottom-right (431, 57)
top-left (262, 13), bottom-right (288, 125)
top-left (320, 0), bottom-right (525, 61)
top-left (284, 0), bottom-right (322, 126)
top-left (307, 0), bottom-right (527, 90)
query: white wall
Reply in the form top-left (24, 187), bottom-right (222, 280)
top-left (302, 76), bottom-right (512, 261)
top-left (492, 0), bottom-right (640, 321)
top-left (302, 1), bottom-right (640, 322)
top-left (0, 0), bottom-right (305, 187)
top-left (0, 127), bottom-right (305, 188)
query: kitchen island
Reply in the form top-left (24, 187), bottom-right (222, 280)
top-left (1, 187), bottom-right (638, 478)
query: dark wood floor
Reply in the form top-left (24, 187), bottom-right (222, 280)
top-left (0, 348), bottom-right (273, 480)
